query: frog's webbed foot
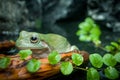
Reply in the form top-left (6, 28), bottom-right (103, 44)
top-left (65, 45), bottom-right (79, 53)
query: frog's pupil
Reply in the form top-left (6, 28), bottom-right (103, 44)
top-left (30, 36), bottom-right (38, 43)
top-left (31, 37), bottom-right (37, 40)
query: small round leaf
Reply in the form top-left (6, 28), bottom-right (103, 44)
top-left (110, 42), bottom-right (119, 48)
top-left (60, 62), bottom-right (73, 75)
top-left (79, 35), bottom-right (91, 42)
top-left (114, 52), bottom-right (120, 63)
top-left (105, 45), bottom-right (115, 52)
top-left (104, 66), bottom-right (119, 79)
top-left (89, 53), bottom-right (103, 68)
top-left (76, 30), bottom-right (87, 35)
top-left (72, 53), bottom-right (84, 66)
top-left (48, 51), bottom-right (61, 65)
top-left (0, 57), bottom-right (10, 69)
top-left (26, 59), bottom-right (41, 73)
top-left (87, 68), bottom-right (100, 80)
top-left (90, 26), bottom-right (101, 36)
top-left (19, 49), bottom-right (32, 59)
top-left (103, 54), bottom-right (117, 66)
top-left (85, 17), bottom-right (94, 26)
top-left (79, 22), bottom-right (92, 31)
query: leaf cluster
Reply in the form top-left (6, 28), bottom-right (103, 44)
top-left (76, 17), bottom-right (101, 46)
top-left (48, 52), bottom-right (84, 75)
top-left (18, 49), bottom-right (41, 73)
top-left (105, 41), bottom-right (120, 54)
top-left (0, 50), bottom-right (84, 75)
top-left (88, 53), bottom-right (120, 80)
top-left (0, 57), bottom-right (10, 69)
top-left (76, 17), bottom-right (120, 80)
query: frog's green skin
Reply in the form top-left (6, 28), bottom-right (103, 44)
top-left (16, 31), bottom-right (78, 58)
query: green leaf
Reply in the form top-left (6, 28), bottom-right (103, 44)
top-left (48, 51), bottom-right (61, 65)
top-left (110, 42), bottom-right (119, 48)
top-left (0, 57), bottom-right (10, 69)
top-left (105, 45), bottom-right (115, 52)
top-left (76, 30), bottom-right (81, 36)
top-left (87, 68), bottom-right (100, 80)
top-left (79, 35), bottom-right (91, 42)
top-left (76, 17), bottom-right (102, 44)
top-left (85, 17), bottom-right (95, 26)
top-left (19, 49), bottom-right (32, 59)
top-left (114, 52), bottom-right (120, 62)
top-left (26, 59), bottom-right (41, 73)
top-left (76, 30), bottom-right (87, 35)
top-left (104, 66), bottom-right (119, 79)
top-left (90, 26), bottom-right (101, 36)
top-left (89, 53), bottom-right (103, 68)
top-left (90, 34), bottom-right (99, 40)
top-left (78, 22), bottom-right (92, 31)
top-left (90, 34), bottom-right (101, 46)
top-left (103, 54), bottom-right (117, 66)
top-left (72, 53), bottom-right (84, 66)
top-left (60, 62), bottom-right (73, 75)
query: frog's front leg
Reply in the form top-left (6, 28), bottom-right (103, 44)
top-left (65, 45), bottom-right (79, 52)
top-left (31, 48), bottom-right (51, 58)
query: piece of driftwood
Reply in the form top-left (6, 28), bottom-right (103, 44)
top-left (0, 50), bottom-right (89, 80)
top-left (0, 40), bottom-right (15, 51)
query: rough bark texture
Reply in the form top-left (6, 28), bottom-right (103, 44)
top-left (0, 40), bottom-right (15, 52)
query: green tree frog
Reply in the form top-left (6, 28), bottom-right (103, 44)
top-left (16, 31), bottom-right (78, 58)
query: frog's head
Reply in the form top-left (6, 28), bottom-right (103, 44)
top-left (16, 31), bottom-right (48, 50)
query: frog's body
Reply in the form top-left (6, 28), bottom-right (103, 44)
top-left (16, 31), bottom-right (78, 58)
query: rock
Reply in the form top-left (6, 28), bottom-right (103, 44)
top-left (0, 0), bottom-right (36, 40)
top-left (0, 0), bottom-right (21, 38)
top-left (2, 0), bottom-right (120, 41)
top-left (87, 0), bottom-right (120, 32)
top-left (41, 0), bottom-right (87, 35)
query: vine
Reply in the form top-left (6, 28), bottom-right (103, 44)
top-left (76, 17), bottom-right (120, 80)
top-left (0, 17), bottom-right (120, 80)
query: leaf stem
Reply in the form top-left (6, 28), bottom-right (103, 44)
top-left (94, 43), bottom-right (107, 51)
top-left (74, 66), bottom-right (88, 71)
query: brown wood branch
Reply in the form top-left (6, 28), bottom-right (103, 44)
top-left (0, 50), bottom-right (89, 80)
top-left (0, 40), bottom-right (15, 51)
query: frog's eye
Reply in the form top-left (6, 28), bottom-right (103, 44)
top-left (30, 36), bottom-right (38, 43)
